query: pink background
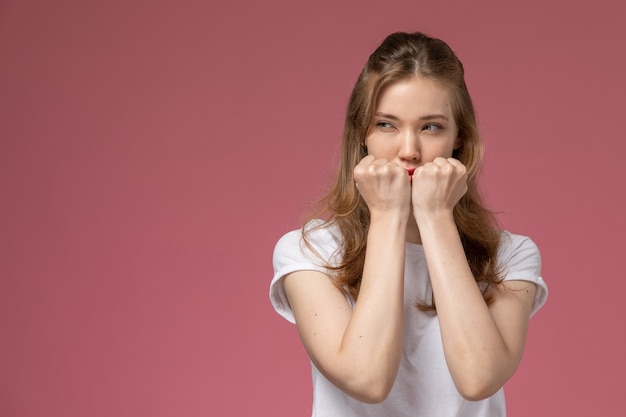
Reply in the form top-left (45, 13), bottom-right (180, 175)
top-left (1, 0), bottom-right (624, 416)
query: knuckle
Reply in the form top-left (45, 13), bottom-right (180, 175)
top-left (353, 165), bottom-right (366, 180)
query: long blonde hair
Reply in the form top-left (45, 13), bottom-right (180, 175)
top-left (304, 32), bottom-right (502, 308)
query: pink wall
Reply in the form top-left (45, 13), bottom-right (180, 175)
top-left (1, 0), bottom-right (624, 415)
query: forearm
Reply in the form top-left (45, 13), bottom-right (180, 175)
top-left (338, 213), bottom-right (407, 400)
top-left (418, 212), bottom-right (514, 398)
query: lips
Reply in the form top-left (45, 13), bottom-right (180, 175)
top-left (406, 168), bottom-right (416, 177)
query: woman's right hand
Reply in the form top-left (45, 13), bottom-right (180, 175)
top-left (286, 154), bottom-right (411, 403)
top-left (353, 155), bottom-right (411, 218)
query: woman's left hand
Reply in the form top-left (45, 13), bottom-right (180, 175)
top-left (411, 157), bottom-right (468, 220)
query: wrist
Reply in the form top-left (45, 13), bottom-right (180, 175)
top-left (369, 210), bottom-right (410, 228)
top-left (368, 211), bottom-right (409, 241)
top-left (413, 208), bottom-right (455, 224)
top-left (413, 209), bottom-right (456, 237)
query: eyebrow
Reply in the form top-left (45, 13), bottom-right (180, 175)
top-left (374, 112), bottom-right (449, 121)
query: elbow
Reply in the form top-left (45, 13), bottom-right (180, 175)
top-left (350, 383), bottom-right (393, 404)
top-left (454, 376), bottom-right (503, 401)
top-left (318, 352), bottom-right (401, 404)
top-left (457, 385), bottom-right (497, 402)
top-left (451, 357), bottom-right (516, 401)
top-left (343, 375), bottom-right (395, 404)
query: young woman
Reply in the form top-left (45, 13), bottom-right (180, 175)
top-left (270, 31), bottom-right (548, 416)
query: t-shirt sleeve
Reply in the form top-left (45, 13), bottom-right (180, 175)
top-left (269, 225), bottom-right (337, 323)
top-left (499, 232), bottom-right (548, 317)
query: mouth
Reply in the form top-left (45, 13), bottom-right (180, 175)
top-left (406, 168), bottom-right (416, 177)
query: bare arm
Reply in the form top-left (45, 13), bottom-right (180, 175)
top-left (412, 157), bottom-right (537, 400)
top-left (284, 156), bottom-right (411, 403)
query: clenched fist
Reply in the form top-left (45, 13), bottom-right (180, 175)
top-left (411, 157), bottom-right (467, 219)
top-left (353, 155), bottom-right (412, 218)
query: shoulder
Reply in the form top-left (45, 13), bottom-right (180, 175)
top-left (270, 220), bottom-right (343, 323)
top-left (498, 231), bottom-right (541, 274)
top-left (273, 220), bottom-right (342, 269)
top-left (498, 231), bottom-right (548, 316)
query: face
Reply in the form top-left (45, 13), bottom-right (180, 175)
top-left (364, 77), bottom-right (460, 169)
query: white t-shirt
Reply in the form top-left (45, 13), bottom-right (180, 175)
top-left (270, 221), bottom-right (548, 417)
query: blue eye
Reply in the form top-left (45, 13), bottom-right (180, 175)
top-left (376, 121), bottom-right (393, 129)
top-left (424, 123), bottom-right (441, 132)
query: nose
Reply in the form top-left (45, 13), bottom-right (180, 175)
top-left (398, 129), bottom-right (420, 162)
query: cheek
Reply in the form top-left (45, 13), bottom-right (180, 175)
top-left (454, 135), bottom-right (462, 150)
top-left (364, 130), bottom-right (379, 146)
top-left (421, 141), bottom-right (457, 161)
top-left (364, 134), bottom-right (391, 156)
